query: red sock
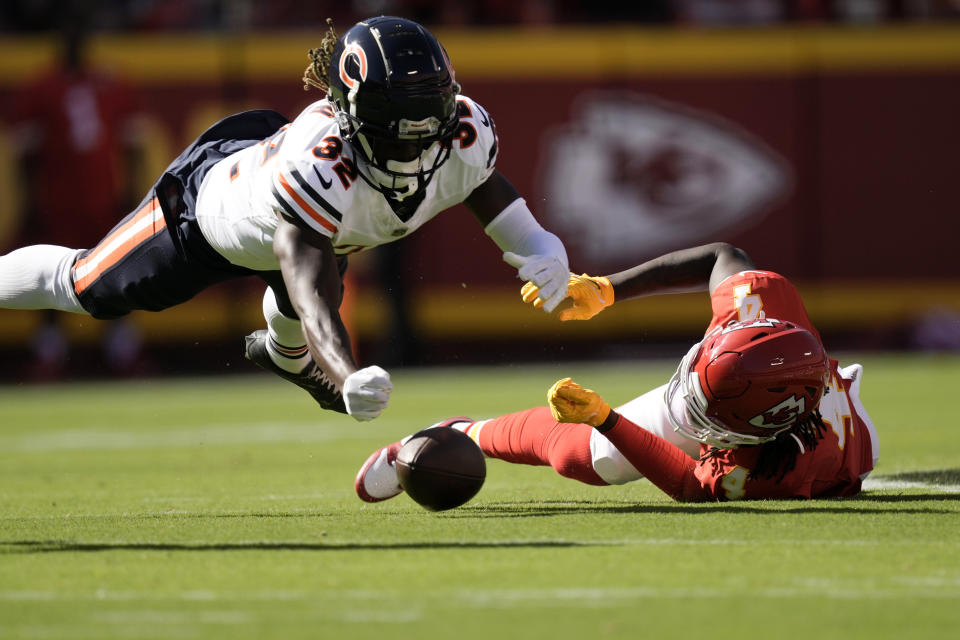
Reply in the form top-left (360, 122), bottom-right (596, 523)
top-left (474, 407), bottom-right (608, 486)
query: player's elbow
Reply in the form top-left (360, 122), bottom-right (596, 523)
top-left (713, 242), bottom-right (753, 266)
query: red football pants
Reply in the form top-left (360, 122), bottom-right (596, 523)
top-left (473, 407), bottom-right (608, 486)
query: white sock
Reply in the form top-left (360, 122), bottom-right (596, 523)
top-left (262, 287), bottom-right (310, 373)
top-left (0, 245), bottom-right (86, 313)
top-left (460, 420), bottom-right (488, 446)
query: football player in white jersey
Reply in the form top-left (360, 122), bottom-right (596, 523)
top-left (0, 16), bottom-right (569, 422)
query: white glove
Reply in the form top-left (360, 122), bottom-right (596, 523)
top-left (503, 252), bottom-right (569, 313)
top-left (343, 366), bottom-right (393, 422)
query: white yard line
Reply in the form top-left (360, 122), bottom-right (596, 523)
top-left (1, 583), bottom-right (959, 605)
top-left (862, 477), bottom-right (960, 493)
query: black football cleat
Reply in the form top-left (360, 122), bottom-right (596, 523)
top-left (244, 330), bottom-right (347, 413)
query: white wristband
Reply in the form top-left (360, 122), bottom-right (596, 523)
top-left (484, 198), bottom-right (569, 271)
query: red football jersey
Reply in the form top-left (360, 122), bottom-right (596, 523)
top-left (692, 270), bottom-right (876, 499)
top-left (604, 270), bottom-right (877, 500)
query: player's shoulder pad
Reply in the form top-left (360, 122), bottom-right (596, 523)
top-left (293, 98), bottom-right (338, 123)
top-left (452, 95), bottom-right (499, 171)
top-left (267, 102), bottom-right (357, 237)
top-left (271, 152), bottom-right (350, 238)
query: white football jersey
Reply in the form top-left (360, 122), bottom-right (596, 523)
top-left (194, 95), bottom-right (499, 270)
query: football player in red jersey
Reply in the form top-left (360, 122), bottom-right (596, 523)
top-left (355, 242), bottom-right (878, 502)
top-left (0, 17), bottom-right (569, 421)
top-left (7, 10), bottom-right (146, 379)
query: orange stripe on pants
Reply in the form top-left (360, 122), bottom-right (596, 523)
top-left (73, 198), bottom-right (167, 295)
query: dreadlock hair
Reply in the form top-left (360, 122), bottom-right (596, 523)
top-left (749, 409), bottom-right (826, 480)
top-left (303, 18), bottom-right (338, 93)
top-left (701, 409), bottom-right (827, 482)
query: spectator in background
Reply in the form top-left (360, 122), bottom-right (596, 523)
top-left (3, 0), bottom-right (956, 32)
top-left (672, 0), bottom-right (784, 24)
top-left (370, 241), bottom-right (423, 367)
top-left (8, 4), bottom-right (146, 379)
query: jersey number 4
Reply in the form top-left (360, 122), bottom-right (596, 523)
top-left (733, 284), bottom-right (763, 322)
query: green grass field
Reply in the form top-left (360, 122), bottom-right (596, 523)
top-left (1, 353), bottom-right (958, 639)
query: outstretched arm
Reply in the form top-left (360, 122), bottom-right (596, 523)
top-left (273, 217), bottom-right (391, 420)
top-left (274, 217), bottom-right (356, 386)
top-left (463, 169), bottom-right (521, 226)
top-left (601, 412), bottom-right (710, 502)
top-left (465, 171), bottom-right (569, 312)
top-left (607, 242), bottom-right (755, 300)
top-left (548, 378), bottom-right (710, 501)
top-left (523, 242), bottom-right (756, 320)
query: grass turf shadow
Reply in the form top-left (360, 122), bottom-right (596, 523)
top-left (1, 539), bottom-right (592, 554)
top-left (441, 498), bottom-right (958, 518)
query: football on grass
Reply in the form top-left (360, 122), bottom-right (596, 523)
top-left (396, 427), bottom-right (486, 511)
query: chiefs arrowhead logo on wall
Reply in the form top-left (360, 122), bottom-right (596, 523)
top-left (537, 92), bottom-right (792, 263)
top-left (749, 395), bottom-right (806, 429)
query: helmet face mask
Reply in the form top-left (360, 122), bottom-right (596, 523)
top-left (326, 16), bottom-right (461, 202)
top-left (350, 122), bottom-right (455, 201)
top-left (665, 318), bottom-right (830, 449)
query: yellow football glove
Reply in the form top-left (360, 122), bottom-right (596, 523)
top-left (547, 377), bottom-right (611, 428)
top-left (521, 273), bottom-right (614, 321)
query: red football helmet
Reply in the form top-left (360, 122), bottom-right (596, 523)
top-left (665, 318), bottom-right (830, 448)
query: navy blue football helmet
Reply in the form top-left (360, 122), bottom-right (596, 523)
top-left (326, 17), bottom-right (461, 201)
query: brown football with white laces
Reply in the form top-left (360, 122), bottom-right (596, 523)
top-left (396, 427), bottom-right (486, 511)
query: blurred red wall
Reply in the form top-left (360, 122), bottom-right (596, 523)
top-left (0, 25), bottom-right (958, 361)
